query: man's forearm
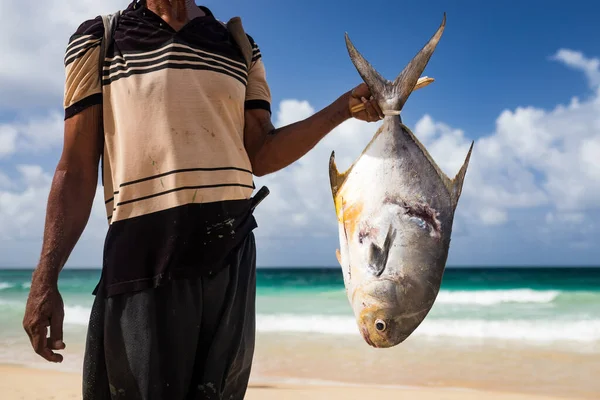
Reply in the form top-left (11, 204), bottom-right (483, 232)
top-left (34, 168), bottom-right (98, 284)
top-left (253, 91), bottom-right (352, 176)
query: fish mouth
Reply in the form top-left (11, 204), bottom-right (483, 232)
top-left (355, 297), bottom-right (435, 348)
top-left (359, 320), bottom-right (409, 348)
top-left (359, 324), bottom-right (377, 348)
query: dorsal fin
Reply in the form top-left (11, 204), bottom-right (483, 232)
top-left (398, 123), bottom-right (473, 208)
top-left (400, 123), bottom-right (453, 192)
top-left (450, 141), bottom-right (474, 209)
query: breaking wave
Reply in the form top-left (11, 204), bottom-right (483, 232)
top-left (52, 300), bottom-right (600, 344)
top-left (255, 314), bottom-right (600, 343)
top-left (63, 306), bottom-right (92, 326)
top-left (2, 285), bottom-right (599, 345)
top-left (11, 301), bottom-right (598, 343)
top-left (435, 289), bottom-right (560, 305)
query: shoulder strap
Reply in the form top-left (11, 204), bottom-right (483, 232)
top-left (97, 11), bottom-right (121, 189)
top-left (221, 17), bottom-right (253, 69)
top-left (98, 11), bottom-right (122, 83)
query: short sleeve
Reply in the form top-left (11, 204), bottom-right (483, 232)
top-left (63, 17), bottom-right (105, 120)
top-left (244, 36), bottom-right (272, 114)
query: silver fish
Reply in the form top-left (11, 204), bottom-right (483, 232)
top-left (329, 13), bottom-right (473, 348)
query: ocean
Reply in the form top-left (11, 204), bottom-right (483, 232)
top-left (2, 267), bottom-right (600, 397)
top-left (2, 267), bottom-right (599, 347)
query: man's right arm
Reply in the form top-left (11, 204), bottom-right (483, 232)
top-left (23, 15), bottom-right (105, 362)
top-left (22, 104), bottom-right (103, 362)
top-left (37, 105), bottom-right (103, 282)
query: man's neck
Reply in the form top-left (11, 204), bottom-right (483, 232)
top-left (145, 0), bottom-right (205, 29)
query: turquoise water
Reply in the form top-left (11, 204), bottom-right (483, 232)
top-left (1, 267), bottom-right (600, 345)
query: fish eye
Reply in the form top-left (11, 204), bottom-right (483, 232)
top-left (375, 319), bottom-right (387, 332)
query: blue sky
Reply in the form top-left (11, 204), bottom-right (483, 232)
top-left (206, 0), bottom-right (600, 130)
top-left (0, 0), bottom-right (599, 268)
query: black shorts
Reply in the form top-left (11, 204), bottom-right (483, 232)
top-left (82, 233), bottom-right (257, 400)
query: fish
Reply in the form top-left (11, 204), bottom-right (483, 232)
top-left (329, 13), bottom-right (473, 348)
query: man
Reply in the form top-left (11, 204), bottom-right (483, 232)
top-left (22, 0), bottom-right (382, 399)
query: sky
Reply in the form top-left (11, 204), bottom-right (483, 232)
top-left (0, 0), bottom-right (599, 268)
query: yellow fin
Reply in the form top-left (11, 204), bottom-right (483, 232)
top-left (328, 151), bottom-right (350, 201)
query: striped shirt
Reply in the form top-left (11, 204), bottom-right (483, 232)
top-left (64, 2), bottom-right (271, 296)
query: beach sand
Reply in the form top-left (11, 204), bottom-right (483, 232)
top-left (1, 331), bottom-right (599, 399)
top-left (0, 364), bottom-right (580, 400)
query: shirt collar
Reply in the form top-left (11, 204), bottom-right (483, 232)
top-left (128, 1), bottom-right (216, 22)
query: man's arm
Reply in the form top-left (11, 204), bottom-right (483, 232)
top-left (23, 104), bottom-right (103, 363)
top-left (244, 83), bottom-right (383, 177)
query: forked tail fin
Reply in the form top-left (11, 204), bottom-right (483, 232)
top-left (345, 13), bottom-right (446, 115)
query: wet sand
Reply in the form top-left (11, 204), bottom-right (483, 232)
top-left (251, 332), bottom-right (600, 399)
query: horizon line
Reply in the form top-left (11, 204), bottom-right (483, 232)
top-left (1, 265), bottom-right (599, 270)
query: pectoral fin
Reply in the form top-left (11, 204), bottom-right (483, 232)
top-left (368, 225), bottom-right (396, 277)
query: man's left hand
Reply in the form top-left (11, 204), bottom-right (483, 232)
top-left (348, 83), bottom-right (384, 122)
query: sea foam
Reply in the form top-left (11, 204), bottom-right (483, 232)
top-left (255, 314), bottom-right (600, 343)
top-left (436, 289), bottom-right (560, 305)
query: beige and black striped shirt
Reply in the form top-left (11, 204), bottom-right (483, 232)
top-left (64, 2), bottom-right (271, 296)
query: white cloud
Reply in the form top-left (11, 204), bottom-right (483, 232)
top-left (478, 208), bottom-right (508, 226)
top-left (0, 0), bottom-right (123, 109)
top-left (0, 171), bottom-right (11, 189)
top-left (0, 125), bottom-right (17, 158)
top-left (0, 0), bottom-right (119, 159)
top-left (551, 49), bottom-right (600, 89)
top-left (0, 165), bottom-right (52, 240)
top-left (0, 164), bottom-right (108, 265)
top-left (0, 112), bottom-right (64, 158)
top-left (275, 100), bottom-right (315, 127)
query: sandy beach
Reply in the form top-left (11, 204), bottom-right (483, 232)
top-left (1, 331), bottom-right (598, 399)
top-left (0, 364), bottom-right (582, 400)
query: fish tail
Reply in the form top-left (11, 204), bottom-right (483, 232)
top-left (344, 13), bottom-right (446, 114)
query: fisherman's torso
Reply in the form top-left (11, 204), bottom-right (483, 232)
top-left (102, 3), bottom-right (254, 222)
top-left (62, 1), bottom-right (272, 296)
